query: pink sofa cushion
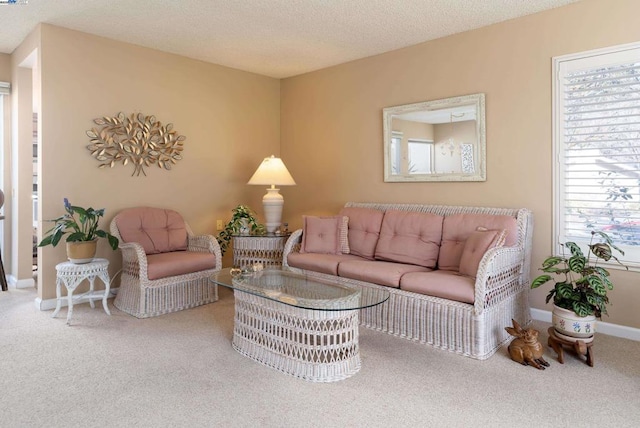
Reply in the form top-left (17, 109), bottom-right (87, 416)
top-left (339, 207), bottom-right (384, 260)
top-left (338, 260), bottom-right (431, 288)
top-left (146, 251), bottom-right (216, 280)
top-left (116, 207), bottom-right (188, 255)
top-left (300, 215), bottom-right (349, 254)
top-left (374, 210), bottom-right (443, 268)
top-left (287, 253), bottom-right (365, 275)
top-left (438, 213), bottom-right (517, 272)
top-left (459, 228), bottom-right (507, 278)
top-left (400, 271), bottom-right (476, 304)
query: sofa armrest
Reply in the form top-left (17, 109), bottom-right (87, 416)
top-left (282, 229), bottom-right (303, 268)
top-left (118, 241), bottom-right (150, 281)
top-left (473, 246), bottom-right (526, 315)
top-left (188, 234), bottom-right (222, 270)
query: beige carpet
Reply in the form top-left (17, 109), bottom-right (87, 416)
top-left (1, 286), bottom-right (639, 428)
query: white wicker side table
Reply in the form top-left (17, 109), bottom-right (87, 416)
top-left (52, 258), bottom-right (111, 325)
top-left (232, 234), bottom-right (291, 268)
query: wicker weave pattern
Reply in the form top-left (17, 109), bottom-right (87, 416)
top-left (110, 215), bottom-right (221, 318)
top-left (232, 290), bottom-right (361, 382)
top-left (232, 235), bottom-right (289, 267)
top-left (283, 202), bottom-right (533, 360)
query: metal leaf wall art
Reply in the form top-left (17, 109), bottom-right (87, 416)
top-left (86, 112), bottom-right (186, 176)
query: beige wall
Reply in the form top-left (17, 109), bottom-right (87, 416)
top-left (0, 53), bottom-right (10, 80)
top-left (11, 24), bottom-right (280, 300)
top-left (280, 0), bottom-right (640, 328)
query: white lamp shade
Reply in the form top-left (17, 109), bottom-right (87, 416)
top-left (247, 156), bottom-right (296, 186)
top-left (248, 156), bottom-right (296, 233)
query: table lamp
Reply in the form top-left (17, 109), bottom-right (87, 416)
top-left (247, 155), bottom-right (296, 233)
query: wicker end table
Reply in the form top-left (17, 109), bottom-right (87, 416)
top-left (232, 233), bottom-right (291, 268)
top-left (52, 258), bottom-right (111, 325)
top-left (211, 268), bottom-right (389, 382)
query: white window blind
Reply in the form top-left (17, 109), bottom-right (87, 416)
top-left (554, 44), bottom-right (640, 268)
top-left (0, 82), bottom-right (9, 95)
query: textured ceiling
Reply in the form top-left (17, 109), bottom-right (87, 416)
top-left (0, 0), bottom-right (580, 78)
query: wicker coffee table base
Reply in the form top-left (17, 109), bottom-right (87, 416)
top-left (232, 291), bottom-right (361, 382)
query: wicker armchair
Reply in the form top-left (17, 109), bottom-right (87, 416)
top-left (110, 207), bottom-right (221, 318)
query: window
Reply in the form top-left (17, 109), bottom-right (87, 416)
top-left (407, 139), bottom-right (434, 174)
top-left (390, 131), bottom-right (402, 174)
top-left (554, 43), bottom-right (640, 269)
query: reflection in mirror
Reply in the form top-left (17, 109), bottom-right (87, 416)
top-left (383, 93), bottom-right (486, 182)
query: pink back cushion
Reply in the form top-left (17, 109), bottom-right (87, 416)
top-left (374, 210), bottom-right (443, 268)
top-left (438, 213), bottom-right (517, 271)
top-left (339, 207), bottom-right (385, 260)
top-left (116, 207), bottom-right (188, 255)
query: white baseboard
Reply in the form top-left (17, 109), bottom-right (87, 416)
top-left (531, 308), bottom-right (640, 342)
top-left (8, 275), bottom-right (35, 289)
top-left (35, 287), bottom-right (119, 311)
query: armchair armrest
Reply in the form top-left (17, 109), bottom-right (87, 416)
top-left (282, 229), bottom-right (303, 268)
top-left (118, 241), bottom-right (150, 281)
top-left (188, 234), bottom-right (222, 270)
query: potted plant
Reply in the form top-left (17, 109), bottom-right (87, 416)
top-left (531, 230), bottom-right (628, 341)
top-left (217, 205), bottom-right (265, 255)
top-left (38, 198), bottom-right (119, 264)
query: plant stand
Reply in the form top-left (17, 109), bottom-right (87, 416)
top-left (53, 258), bottom-right (111, 325)
top-left (547, 327), bottom-right (594, 367)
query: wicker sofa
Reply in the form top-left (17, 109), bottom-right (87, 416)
top-left (282, 202), bottom-right (533, 360)
top-left (110, 207), bottom-right (221, 318)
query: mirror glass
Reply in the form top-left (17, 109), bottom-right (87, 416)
top-left (383, 93), bottom-right (486, 182)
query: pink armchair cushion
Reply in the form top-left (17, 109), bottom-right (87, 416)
top-left (458, 228), bottom-right (507, 278)
top-left (438, 213), bottom-right (517, 271)
top-left (374, 210), bottom-right (443, 268)
top-left (300, 216), bottom-right (348, 254)
top-left (339, 207), bottom-right (384, 260)
top-left (116, 207), bottom-right (188, 255)
top-left (146, 251), bottom-right (216, 280)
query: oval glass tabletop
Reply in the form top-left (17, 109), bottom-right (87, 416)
top-left (210, 268), bottom-right (390, 311)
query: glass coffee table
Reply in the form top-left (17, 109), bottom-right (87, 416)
top-left (210, 268), bottom-right (390, 382)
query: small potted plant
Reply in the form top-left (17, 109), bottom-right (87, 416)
top-left (38, 198), bottom-right (119, 264)
top-left (531, 230), bottom-right (628, 341)
top-left (217, 205), bottom-right (265, 255)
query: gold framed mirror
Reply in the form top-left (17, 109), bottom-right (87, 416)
top-left (383, 93), bottom-right (486, 182)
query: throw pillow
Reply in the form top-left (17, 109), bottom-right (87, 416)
top-left (300, 215), bottom-right (349, 255)
top-left (458, 228), bottom-right (507, 278)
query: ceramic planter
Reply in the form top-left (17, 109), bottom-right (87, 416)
top-left (239, 218), bottom-right (250, 235)
top-left (552, 304), bottom-right (596, 342)
top-left (66, 240), bottom-right (97, 264)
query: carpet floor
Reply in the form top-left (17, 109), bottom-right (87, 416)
top-left (1, 286), bottom-right (639, 427)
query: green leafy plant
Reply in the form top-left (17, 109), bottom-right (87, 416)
top-left (38, 198), bottom-right (119, 250)
top-left (217, 205), bottom-right (265, 255)
top-left (531, 231), bottom-right (628, 318)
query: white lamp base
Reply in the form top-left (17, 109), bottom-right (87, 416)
top-left (262, 187), bottom-right (284, 233)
